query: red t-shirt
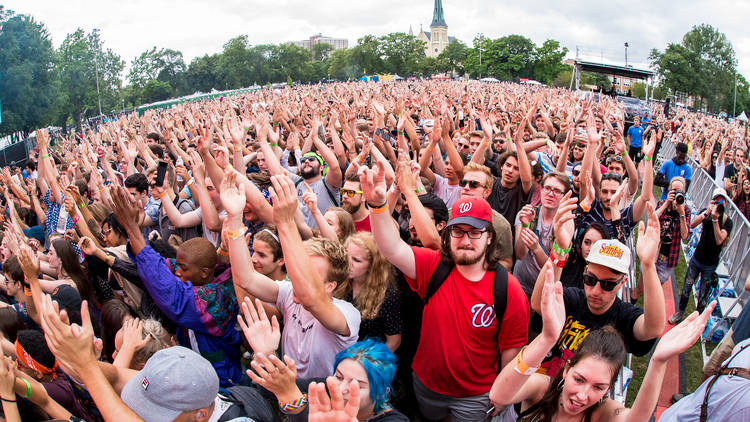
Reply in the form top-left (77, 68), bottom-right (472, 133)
top-left (353, 214), bottom-right (372, 232)
top-left (407, 246), bottom-right (529, 397)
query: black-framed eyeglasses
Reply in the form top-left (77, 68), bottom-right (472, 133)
top-left (459, 179), bottom-right (483, 189)
top-left (541, 185), bottom-right (565, 196)
top-left (340, 189), bottom-right (362, 198)
top-left (582, 272), bottom-right (622, 292)
top-left (449, 226), bottom-right (487, 239)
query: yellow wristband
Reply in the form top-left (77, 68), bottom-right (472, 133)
top-left (227, 225), bottom-right (248, 240)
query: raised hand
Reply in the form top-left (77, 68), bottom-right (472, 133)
top-left (309, 378), bottom-right (360, 422)
top-left (247, 353), bottom-right (300, 402)
top-left (652, 301), bottom-right (716, 363)
top-left (77, 236), bottom-right (98, 256)
top-left (552, 191), bottom-right (577, 250)
top-left (301, 183), bottom-right (319, 212)
top-left (237, 297), bottom-right (280, 356)
top-left (17, 245), bottom-right (40, 281)
top-left (110, 185), bottom-right (141, 232)
top-left (219, 166), bottom-right (246, 218)
top-left (358, 160), bottom-right (387, 205)
top-left (540, 262), bottom-right (565, 341)
top-left (120, 318), bottom-right (151, 352)
top-left (39, 295), bottom-right (98, 373)
top-left (636, 202), bottom-right (661, 266)
top-left (268, 174), bottom-right (299, 226)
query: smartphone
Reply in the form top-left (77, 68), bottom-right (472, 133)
top-left (155, 161), bottom-right (168, 187)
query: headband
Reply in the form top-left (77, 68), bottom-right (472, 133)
top-left (262, 229), bottom-right (280, 245)
top-left (15, 339), bottom-right (58, 379)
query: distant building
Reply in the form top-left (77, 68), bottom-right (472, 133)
top-left (414, 0), bottom-right (454, 57)
top-left (293, 34), bottom-right (348, 52)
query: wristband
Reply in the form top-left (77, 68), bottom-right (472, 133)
top-left (21, 378), bottom-right (31, 398)
top-left (358, 155), bottom-right (367, 164)
top-left (77, 202), bottom-right (86, 209)
top-left (72, 215), bottom-right (80, 225)
top-left (217, 247), bottom-right (229, 257)
top-left (414, 186), bottom-right (425, 194)
top-left (368, 200), bottom-right (389, 214)
top-left (506, 137), bottom-right (512, 142)
top-left (580, 203), bottom-right (591, 213)
top-left (521, 222), bottom-right (531, 228)
top-left (621, 151), bottom-right (627, 157)
top-left (157, 190), bottom-right (168, 199)
top-left (712, 218), bottom-right (719, 223)
top-left (269, 143), bottom-right (278, 147)
top-left (552, 241), bottom-right (572, 255)
top-left (1, 397), bottom-right (16, 403)
top-left (398, 131), bottom-right (405, 136)
top-left (41, 153), bottom-right (49, 159)
top-left (24, 287), bottom-right (33, 297)
top-left (427, 145), bottom-right (435, 151)
top-left (512, 346), bottom-right (538, 376)
top-left (186, 178), bottom-right (195, 187)
top-left (233, 146), bottom-right (242, 152)
top-left (644, 155), bottom-right (652, 161)
top-left (279, 394), bottom-right (308, 414)
top-left (550, 250), bottom-right (568, 268)
top-left (227, 225), bottom-right (248, 240)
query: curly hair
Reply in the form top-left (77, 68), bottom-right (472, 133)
top-left (334, 232), bottom-right (394, 320)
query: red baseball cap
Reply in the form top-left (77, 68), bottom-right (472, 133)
top-left (448, 197), bottom-right (493, 229)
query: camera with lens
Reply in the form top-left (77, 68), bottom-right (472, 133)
top-left (673, 190), bottom-right (685, 205)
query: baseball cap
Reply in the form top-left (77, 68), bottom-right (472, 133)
top-left (121, 346), bottom-right (219, 422)
top-left (711, 187), bottom-right (730, 202)
top-left (447, 197), bottom-right (492, 229)
top-left (585, 239), bottom-right (631, 274)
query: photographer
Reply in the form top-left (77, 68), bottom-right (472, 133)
top-left (656, 142), bottom-right (692, 200)
top-left (631, 177), bottom-right (691, 302)
top-left (669, 188), bottom-right (733, 324)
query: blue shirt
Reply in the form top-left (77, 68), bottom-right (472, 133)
top-left (658, 160), bottom-right (693, 200)
top-left (130, 245), bottom-right (243, 386)
top-left (627, 125), bottom-right (645, 148)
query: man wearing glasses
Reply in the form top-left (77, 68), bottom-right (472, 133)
top-left (291, 144), bottom-right (342, 228)
top-left (363, 161), bottom-right (529, 421)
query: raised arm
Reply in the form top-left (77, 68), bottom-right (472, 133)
top-left (269, 174), bottom-right (352, 336)
top-left (632, 203), bottom-right (665, 340)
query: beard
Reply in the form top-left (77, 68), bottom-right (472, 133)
top-left (300, 166), bottom-right (318, 179)
top-left (450, 244), bottom-right (487, 265)
top-left (342, 201), bottom-right (361, 214)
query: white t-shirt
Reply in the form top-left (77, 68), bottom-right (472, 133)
top-left (433, 174), bottom-right (461, 209)
top-left (275, 281), bottom-right (361, 378)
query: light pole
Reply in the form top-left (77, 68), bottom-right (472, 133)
top-left (93, 29), bottom-right (103, 117)
top-left (478, 33), bottom-right (483, 79)
top-left (734, 72), bottom-right (738, 117)
top-left (624, 42), bottom-right (629, 66)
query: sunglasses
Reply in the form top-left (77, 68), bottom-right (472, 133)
top-left (300, 156), bottom-right (318, 164)
top-left (340, 189), bottom-right (363, 198)
top-left (582, 272), bottom-right (622, 291)
top-left (459, 180), bottom-right (483, 189)
top-left (572, 169), bottom-right (581, 176)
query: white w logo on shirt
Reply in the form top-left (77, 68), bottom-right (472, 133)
top-left (470, 303), bottom-right (496, 328)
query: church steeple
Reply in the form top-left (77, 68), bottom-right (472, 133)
top-left (430, 0), bottom-right (447, 28)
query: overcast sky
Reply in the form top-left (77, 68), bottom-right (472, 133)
top-left (5, 0), bottom-right (750, 80)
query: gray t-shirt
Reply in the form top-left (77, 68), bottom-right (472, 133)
top-left (275, 281), bottom-right (361, 379)
top-left (291, 174), bottom-right (340, 228)
top-left (512, 209), bottom-right (554, 295)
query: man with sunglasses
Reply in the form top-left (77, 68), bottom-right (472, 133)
top-left (362, 162), bottom-right (529, 421)
top-left (340, 172), bottom-right (370, 232)
top-left (530, 199), bottom-right (665, 377)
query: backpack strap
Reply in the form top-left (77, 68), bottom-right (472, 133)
top-left (492, 263), bottom-right (509, 373)
top-left (700, 341), bottom-right (750, 422)
top-left (424, 257), bottom-right (453, 305)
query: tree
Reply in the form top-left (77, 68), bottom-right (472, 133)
top-left (312, 42), bottom-right (334, 61)
top-left (185, 54), bottom-right (219, 93)
top-left (418, 56), bottom-right (440, 77)
top-left (349, 35), bottom-right (383, 75)
top-left (0, 12), bottom-right (57, 135)
top-left (328, 48), bottom-right (357, 80)
top-left (216, 35), bottom-right (253, 89)
top-left (437, 39), bottom-right (467, 75)
top-left (56, 28), bottom-right (124, 130)
top-left (533, 40), bottom-right (568, 84)
top-left (127, 47), bottom-right (186, 103)
top-left (650, 24), bottom-right (737, 113)
top-left (378, 33), bottom-right (425, 76)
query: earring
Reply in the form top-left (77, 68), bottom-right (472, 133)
top-left (557, 379), bottom-right (564, 391)
top-left (599, 390), bottom-right (609, 404)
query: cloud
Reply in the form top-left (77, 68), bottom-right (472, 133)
top-left (4, 0), bottom-right (749, 78)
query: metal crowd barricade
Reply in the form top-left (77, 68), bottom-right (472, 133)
top-left (662, 137), bottom-right (750, 363)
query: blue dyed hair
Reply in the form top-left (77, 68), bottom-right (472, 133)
top-left (333, 339), bottom-right (397, 413)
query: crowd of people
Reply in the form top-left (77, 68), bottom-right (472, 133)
top-left (0, 80), bottom-right (747, 422)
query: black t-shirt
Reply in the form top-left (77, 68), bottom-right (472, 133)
top-left (538, 288), bottom-right (655, 377)
top-left (659, 206), bottom-right (682, 256)
top-left (487, 176), bottom-right (533, 227)
top-left (693, 208), bottom-right (733, 266)
top-left (723, 164), bottom-right (739, 185)
top-left (345, 284), bottom-right (403, 342)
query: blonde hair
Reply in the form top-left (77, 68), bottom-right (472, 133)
top-left (334, 232), bottom-right (394, 320)
top-left (463, 162), bottom-right (494, 191)
top-left (304, 237), bottom-right (350, 287)
top-left (132, 319), bottom-right (173, 368)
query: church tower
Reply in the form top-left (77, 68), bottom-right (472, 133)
top-left (427, 0), bottom-right (448, 57)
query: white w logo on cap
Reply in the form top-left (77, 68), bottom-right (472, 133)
top-left (458, 202), bottom-right (472, 214)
